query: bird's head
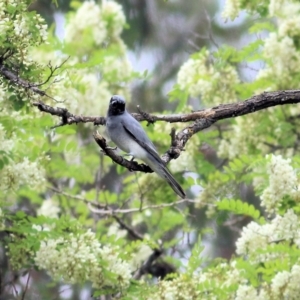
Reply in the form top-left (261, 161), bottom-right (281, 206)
top-left (108, 95), bottom-right (126, 116)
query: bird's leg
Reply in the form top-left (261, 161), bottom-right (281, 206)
top-left (105, 146), bottom-right (118, 150)
top-left (122, 154), bottom-right (136, 172)
top-left (100, 146), bottom-right (117, 155)
top-left (122, 153), bottom-right (136, 162)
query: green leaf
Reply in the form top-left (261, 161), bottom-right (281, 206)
top-left (55, 126), bottom-right (77, 135)
top-left (216, 199), bottom-right (260, 220)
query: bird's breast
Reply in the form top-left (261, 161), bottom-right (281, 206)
top-left (106, 120), bottom-right (148, 160)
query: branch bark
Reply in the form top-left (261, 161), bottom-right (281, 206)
top-left (2, 61), bottom-right (300, 171)
top-left (32, 90), bottom-right (300, 169)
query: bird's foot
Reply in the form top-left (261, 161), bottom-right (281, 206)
top-left (105, 146), bottom-right (118, 150)
top-left (101, 146), bottom-right (118, 155)
top-left (122, 154), bottom-right (136, 162)
top-left (122, 154), bottom-right (136, 172)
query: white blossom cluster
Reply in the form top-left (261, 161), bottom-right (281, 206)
top-left (177, 50), bottom-right (239, 105)
top-left (222, 0), bottom-right (269, 20)
top-left (101, 0), bottom-right (126, 38)
top-left (260, 155), bottom-right (297, 214)
top-left (40, 70), bottom-right (113, 116)
top-left (0, 0), bottom-right (47, 65)
top-left (32, 0), bottom-right (132, 117)
top-left (148, 274), bottom-right (200, 300)
top-left (222, 0), bottom-right (241, 20)
top-left (169, 146), bottom-right (197, 173)
top-left (0, 81), bottom-right (44, 119)
top-left (235, 285), bottom-right (259, 300)
top-left (236, 209), bottom-right (300, 257)
top-left (271, 264), bottom-right (300, 299)
top-left (257, 0), bottom-right (300, 89)
top-left (37, 199), bottom-right (61, 219)
top-left (0, 122), bottom-right (46, 193)
top-left (0, 124), bottom-right (15, 153)
top-left (141, 236), bottom-right (300, 299)
top-left (217, 115), bottom-right (267, 159)
top-left (0, 157), bottom-right (46, 192)
top-left (101, 55), bottom-right (133, 83)
top-left (35, 229), bottom-right (132, 289)
top-left (65, 0), bottom-right (125, 45)
top-left (217, 0), bottom-right (300, 164)
top-left (257, 33), bottom-right (300, 89)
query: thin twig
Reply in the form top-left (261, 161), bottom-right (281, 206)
top-left (48, 186), bottom-right (200, 215)
top-left (112, 215), bottom-right (144, 241)
top-left (88, 198), bottom-right (200, 215)
top-left (34, 56), bottom-right (70, 87)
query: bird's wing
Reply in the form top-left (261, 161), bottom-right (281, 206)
top-left (121, 116), bottom-right (164, 164)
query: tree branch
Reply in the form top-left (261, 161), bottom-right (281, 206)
top-left (93, 132), bottom-right (153, 173)
top-left (2, 60), bottom-right (300, 171)
top-left (34, 101), bottom-right (106, 127)
top-left (111, 214), bottom-right (144, 241)
top-left (48, 186), bottom-right (199, 215)
top-left (34, 90), bottom-right (300, 169)
top-left (0, 63), bottom-right (46, 96)
top-left (49, 186), bottom-right (176, 280)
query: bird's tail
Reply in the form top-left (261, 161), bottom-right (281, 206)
top-left (150, 161), bottom-right (186, 199)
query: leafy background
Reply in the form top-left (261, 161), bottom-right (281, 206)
top-left (1, 0), bottom-right (300, 299)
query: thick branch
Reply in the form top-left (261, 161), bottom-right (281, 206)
top-left (133, 90), bottom-right (300, 123)
top-left (33, 90), bottom-right (300, 125)
top-left (0, 64), bottom-right (46, 96)
top-left (33, 90), bottom-right (300, 170)
top-left (2, 62), bottom-right (300, 171)
top-left (111, 215), bottom-right (144, 241)
top-left (34, 101), bottom-right (106, 127)
top-left (93, 132), bottom-right (153, 172)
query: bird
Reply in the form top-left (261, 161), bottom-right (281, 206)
top-left (106, 95), bottom-right (185, 199)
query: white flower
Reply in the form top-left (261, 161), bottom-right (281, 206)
top-left (177, 51), bottom-right (211, 98)
top-left (65, 1), bottom-right (107, 45)
top-left (101, 1), bottom-right (126, 38)
top-left (107, 222), bottom-right (127, 239)
top-left (235, 285), bottom-right (257, 300)
top-left (217, 116), bottom-right (263, 159)
top-left (270, 264), bottom-right (300, 298)
top-left (101, 56), bottom-right (132, 83)
top-left (222, 0), bottom-right (241, 20)
top-left (0, 157), bottom-right (46, 192)
top-left (99, 245), bottom-right (132, 287)
top-left (236, 209), bottom-right (300, 263)
top-left (257, 33), bottom-right (300, 89)
top-left (269, 0), bottom-right (300, 18)
top-left (235, 221), bottom-right (272, 255)
top-left (130, 244), bottom-right (153, 270)
top-left (177, 50), bottom-right (239, 105)
top-left (271, 271), bottom-right (290, 297)
top-left (0, 124), bottom-right (15, 153)
top-left (148, 274), bottom-right (200, 300)
top-left (37, 199), bottom-right (61, 219)
top-left (261, 155), bottom-right (297, 213)
top-left (35, 230), bottom-right (132, 289)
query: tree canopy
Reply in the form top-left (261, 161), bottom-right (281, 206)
top-left (1, 0), bottom-right (300, 299)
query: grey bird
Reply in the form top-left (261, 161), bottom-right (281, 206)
top-left (106, 95), bottom-right (185, 199)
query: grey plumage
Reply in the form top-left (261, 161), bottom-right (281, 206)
top-left (106, 95), bottom-right (185, 199)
